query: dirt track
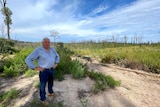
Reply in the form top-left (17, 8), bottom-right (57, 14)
top-left (87, 62), bottom-right (160, 107)
top-left (0, 61), bottom-right (160, 107)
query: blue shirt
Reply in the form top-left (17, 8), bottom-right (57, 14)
top-left (25, 46), bottom-right (60, 69)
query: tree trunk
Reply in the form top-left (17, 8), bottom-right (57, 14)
top-left (7, 24), bottom-right (10, 40)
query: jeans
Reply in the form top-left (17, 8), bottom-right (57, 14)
top-left (39, 68), bottom-right (54, 101)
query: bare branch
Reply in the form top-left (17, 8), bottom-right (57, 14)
top-left (0, 0), bottom-right (3, 7)
top-left (0, 0), bottom-right (12, 40)
top-left (0, 0), bottom-right (7, 7)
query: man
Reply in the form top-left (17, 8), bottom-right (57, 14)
top-left (25, 37), bottom-right (60, 104)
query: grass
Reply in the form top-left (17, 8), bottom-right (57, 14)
top-left (0, 44), bottom-right (121, 106)
top-left (25, 69), bottom-right (38, 77)
top-left (65, 43), bottom-right (160, 74)
top-left (34, 80), bottom-right (40, 88)
top-left (0, 88), bottom-right (19, 102)
top-left (70, 60), bottom-right (87, 79)
top-left (23, 99), bottom-right (66, 107)
top-left (0, 88), bottom-right (19, 106)
top-left (87, 71), bottom-right (121, 93)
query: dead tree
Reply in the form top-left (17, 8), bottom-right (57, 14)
top-left (0, 0), bottom-right (12, 40)
top-left (50, 29), bottom-right (59, 46)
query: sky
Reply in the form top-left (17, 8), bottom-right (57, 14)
top-left (0, 0), bottom-right (160, 43)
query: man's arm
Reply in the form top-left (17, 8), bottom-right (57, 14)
top-left (25, 48), bottom-right (39, 69)
top-left (53, 49), bottom-right (60, 68)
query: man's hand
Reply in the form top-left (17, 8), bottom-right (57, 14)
top-left (54, 64), bottom-right (58, 69)
top-left (34, 67), bottom-right (44, 72)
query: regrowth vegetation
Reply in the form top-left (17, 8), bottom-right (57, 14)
top-left (54, 44), bottom-right (121, 92)
top-left (0, 43), bottom-right (120, 106)
top-left (2, 48), bottom-right (32, 77)
top-left (0, 88), bottom-right (19, 106)
top-left (65, 42), bottom-right (160, 74)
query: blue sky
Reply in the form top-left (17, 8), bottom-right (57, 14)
top-left (0, 0), bottom-right (160, 43)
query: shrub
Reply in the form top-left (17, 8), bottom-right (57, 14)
top-left (70, 60), bottom-right (86, 79)
top-left (25, 69), bottom-right (38, 77)
top-left (0, 60), bottom-right (11, 73)
top-left (3, 65), bottom-right (18, 77)
top-left (87, 71), bottom-right (121, 93)
top-left (54, 46), bottom-right (74, 81)
top-left (0, 88), bottom-right (19, 102)
top-left (3, 48), bottom-right (32, 77)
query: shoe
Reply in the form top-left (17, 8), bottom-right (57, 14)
top-left (41, 100), bottom-right (49, 106)
top-left (48, 93), bottom-right (56, 97)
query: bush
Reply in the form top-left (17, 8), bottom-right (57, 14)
top-left (54, 46), bottom-right (74, 81)
top-left (3, 48), bottom-right (32, 77)
top-left (25, 69), bottom-right (38, 77)
top-left (0, 60), bottom-right (11, 73)
top-left (70, 60), bottom-right (86, 79)
top-left (0, 38), bottom-right (17, 54)
top-left (0, 88), bottom-right (19, 102)
top-left (3, 65), bottom-right (18, 77)
top-left (55, 46), bottom-right (88, 80)
top-left (87, 71), bottom-right (121, 93)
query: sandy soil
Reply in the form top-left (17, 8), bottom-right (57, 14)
top-left (0, 60), bottom-right (160, 107)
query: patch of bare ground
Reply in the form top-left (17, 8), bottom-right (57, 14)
top-left (0, 60), bottom-right (160, 107)
top-left (87, 62), bottom-right (160, 107)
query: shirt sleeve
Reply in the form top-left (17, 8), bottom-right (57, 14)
top-left (25, 48), bottom-right (39, 69)
top-left (53, 49), bottom-right (60, 64)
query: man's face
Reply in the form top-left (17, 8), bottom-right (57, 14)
top-left (42, 39), bottom-right (50, 49)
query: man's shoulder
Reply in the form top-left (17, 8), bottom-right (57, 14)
top-left (34, 46), bottom-right (43, 51)
top-left (50, 47), bottom-right (57, 52)
top-left (50, 47), bottom-right (55, 50)
top-left (36, 46), bottom-right (43, 49)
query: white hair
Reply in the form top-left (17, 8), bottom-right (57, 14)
top-left (42, 37), bottom-right (50, 42)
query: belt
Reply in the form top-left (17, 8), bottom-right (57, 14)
top-left (44, 67), bottom-right (53, 70)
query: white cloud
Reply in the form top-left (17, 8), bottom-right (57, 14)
top-left (77, 0), bottom-right (160, 37)
top-left (91, 4), bottom-right (109, 15)
top-left (1, 0), bottom-right (159, 42)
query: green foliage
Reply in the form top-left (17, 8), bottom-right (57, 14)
top-left (3, 65), bottom-right (18, 77)
top-left (3, 48), bottom-right (33, 77)
top-left (87, 71), bottom-right (121, 93)
top-left (54, 45), bottom-right (121, 92)
top-left (0, 59), bottom-right (11, 73)
top-left (70, 60), bottom-right (86, 79)
top-left (54, 46), bottom-right (74, 81)
top-left (55, 45), bottom-right (87, 80)
top-left (1, 7), bottom-right (12, 25)
top-left (34, 80), bottom-right (40, 88)
top-left (101, 54), bottom-right (116, 64)
top-left (0, 88), bottom-right (19, 103)
top-left (25, 100), bottom-right (48, 107)
top-left (26, 100), bottom-right (65, 107)
top-left (1, 44), bottom-right (121, 98)
top-left (65, 43), bottom-right (160, 74)
top-left (25, 69), bottom-right (38, 77)
top-left (0, 38), bottom-right (17, 54)
top-left (80, 99), bottom-right (88, 107)
top-left (53, 101), bottom-right (65, 107)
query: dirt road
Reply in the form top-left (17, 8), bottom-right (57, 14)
top-left (87, 62), bottom-right (160, 107)
top-left (0, 62), bottom-right (160, 107)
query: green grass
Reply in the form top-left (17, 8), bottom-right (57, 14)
top-left (0, 88), bottom-right (19, 106)
top-left (87, 71), bottom-right (121, 93)
top-left (1, 44), bottom-right (121, 96)
top-left (25, 69), bottom-right (38, 77)
top-left (23, 99), bottom-right (65, 107)
top-left (34, 80), bottom-right (40, 88)
top-left (2, 48), bottom-right (33, 77)
top-left (70, 60), bottom-right (87, 79)
top-left (65, 43), bottom-right (160, 74)
top-left (0, 88), bottom-right (19, 102)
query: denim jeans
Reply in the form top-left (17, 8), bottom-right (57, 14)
top-left (39, 68), bottom-right (54, 101)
